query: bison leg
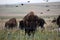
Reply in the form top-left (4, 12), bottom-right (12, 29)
top-left (31, 29), bottom-right (35, 37)
top-left (40, 25), bottom-right (45, 32)
top-left (25, 29), bottom-right (31, 36)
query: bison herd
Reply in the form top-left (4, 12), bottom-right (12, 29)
top-left (5, 11), bottom-right (60, 37)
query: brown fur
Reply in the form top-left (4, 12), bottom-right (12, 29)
top-left (5, 18), bottom-right (17, 29)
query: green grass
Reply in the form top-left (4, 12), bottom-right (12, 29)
top-left (0, 16), bottom-right (60, 40)
top-left (0, 28), bottom-right (60, 40)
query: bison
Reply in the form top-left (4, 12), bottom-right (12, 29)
top-left (19, 11), bottom-right (39, 36)
top-left (5, 18), bottom-right (17, 29)
top-left (19, 11), bottom-right (46, 36)
top-left (25, 15), bottom-right (38, 36)
top-left (38, 18), bottom-right (46, 29)
top-left (56, 15), bottom-right (60, 28)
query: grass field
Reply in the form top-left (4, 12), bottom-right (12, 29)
top-left (0, 17), bottom-right (60, 40)
top-left (0, 26), bottom-right (60, 40)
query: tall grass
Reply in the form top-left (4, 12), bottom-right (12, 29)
top-left (0, 27), bottom-right (60, 40)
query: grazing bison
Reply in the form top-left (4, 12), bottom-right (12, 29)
top-left (38, 18), bottom-right (46, 29)
top-left (56, 15), bottom-right (60, 28)
top-left (5, 18), bottom-right (17, 29)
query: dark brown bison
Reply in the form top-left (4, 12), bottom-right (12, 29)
top-left (5, 18), bottom-right (17, 29)
top-left (56, 15), bottom-right (60, 28)
top-left (19, 11), bottom-right (39, 36)
top-left (19, 11), bottom-right (46, 36)
top-left (37, 18), bottom-right (46, 29)
top-left (25, 14), bottom-right (39, 36)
